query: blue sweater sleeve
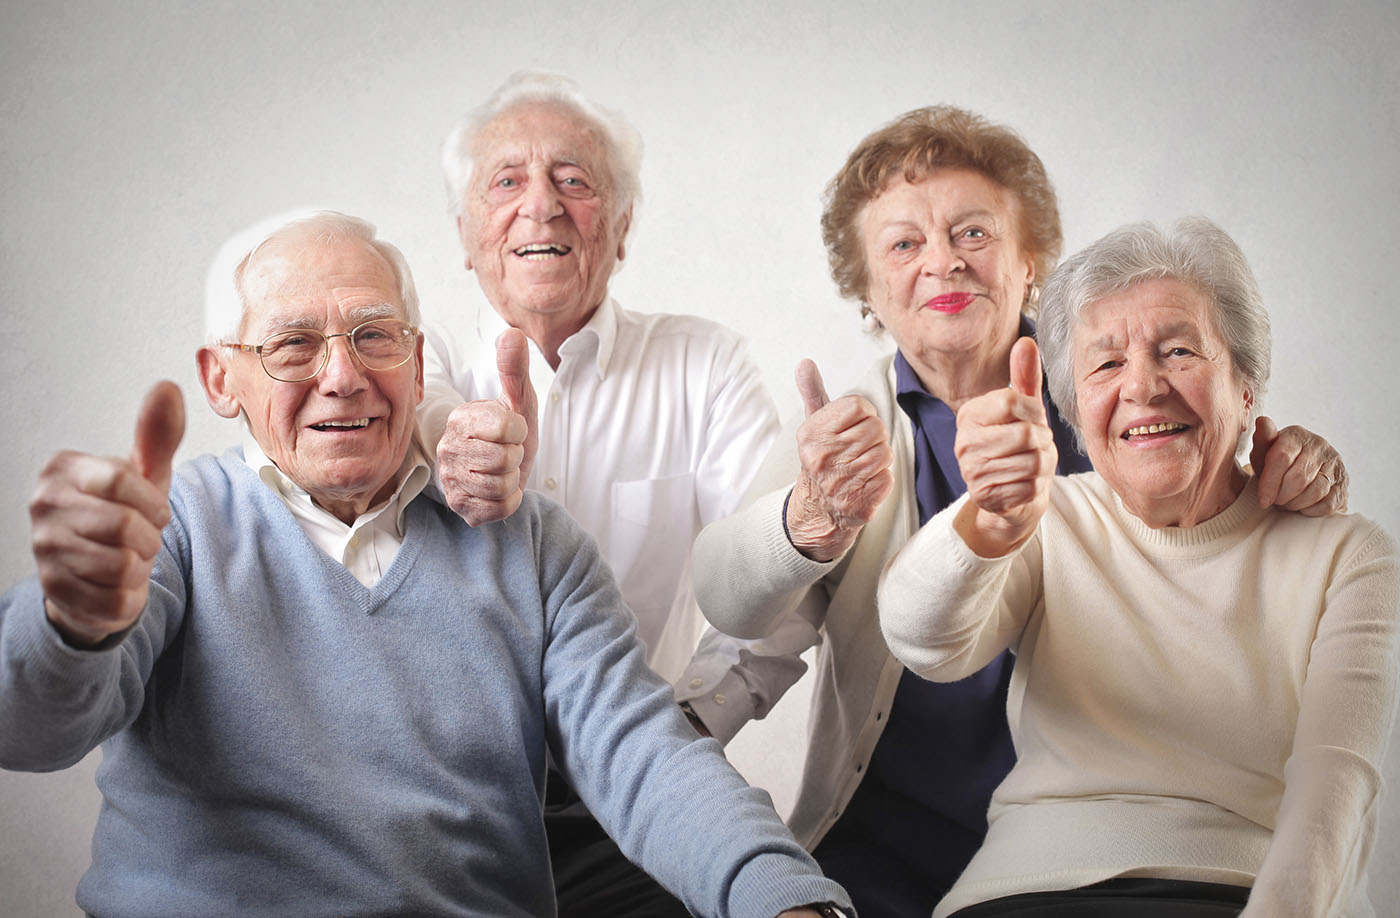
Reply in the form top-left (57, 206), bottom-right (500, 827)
top-left (531, 497), bottom-right (852, 918)
top-left (0, 483), bottom-right (191, 772)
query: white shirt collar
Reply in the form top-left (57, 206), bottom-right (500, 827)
top-left (240, 429), bottom-right (432, 537)
top-left (476, 296), bottom-right (619, 380)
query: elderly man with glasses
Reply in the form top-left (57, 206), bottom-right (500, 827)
top-left (0, 211), bottom-right (852, 918)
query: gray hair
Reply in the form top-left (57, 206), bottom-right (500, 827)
top-left (204, 209), bottom-right (421, 345)
top-left (1038, 217), bottom-right (1271, 452)
top-left (440, 70), bottom-right (643, 222)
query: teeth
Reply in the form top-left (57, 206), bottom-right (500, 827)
top-left (316, 418), bottom-right (369, 429)
top-left (514, 243), bottom-right (569, 259)
top-left (1126, 422), bottom-right (1186, 437)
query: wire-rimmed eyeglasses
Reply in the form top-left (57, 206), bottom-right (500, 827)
top-left (222, 319), bottom-right (419, 382)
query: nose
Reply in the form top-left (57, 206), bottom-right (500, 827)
top-left (1121, 355), bottom-right (1169, 403)
top-left (518, 175), bottom-right (564, 223)
top-left (317, 333), bottom-right (369, 396)
top-left (920, 236), bottom-right (964, 278)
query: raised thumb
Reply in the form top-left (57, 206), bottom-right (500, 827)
top-left (131, 380), bottom-right (186, 491)
top-left (1009, 337), bottom-right (1043, 400)
top-left (795, 359), bottom-right (830, 418)
top-left (496, 328), bottom-right (533, 414)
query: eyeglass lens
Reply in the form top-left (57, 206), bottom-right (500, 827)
top-left (260, 321), bottom-right (415, 380)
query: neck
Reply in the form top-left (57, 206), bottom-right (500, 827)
top-left (908, 344), bottom-right (1015, 411)
top-left (311, 477), bottom-right (397, 526)
top-left (1124, 463), bottom-right (1249, 529)
top-left (509, 306), bottom-right (600, 371)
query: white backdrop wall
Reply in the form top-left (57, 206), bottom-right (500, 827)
top-left (2, 2), bottom-right (1398, 915)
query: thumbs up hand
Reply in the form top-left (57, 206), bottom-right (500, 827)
top-left (952, 337), bottom-right (1057, 557)
top-left (30, 381), bottom-right (186, 646)
top-left (437, 328), bottom-right (539, 526)
top-left (786, 359), bottom-right (894, 562)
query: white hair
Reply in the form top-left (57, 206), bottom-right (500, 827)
top-left (203, 209), bottom-right (421, 345)
top-left (1038, 217), bottom-right (1272, 454)
top-left (440, 71), bottom-right (643, 222)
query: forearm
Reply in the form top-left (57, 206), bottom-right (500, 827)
top-left (1246, 524), bottom-right (1400, 917)
top-left (693, 488), bottom-right (837, 640)
top-left (545, 534), bottom-right (848, 917)
top-left (1243, 746), bottom-right (1384, 918)
top-left (0, 578), bottom-right (137, 770)
top-left (878, 493), bottom-right (1030, 681)
top-left (674, 617), bottom-right (818, 745)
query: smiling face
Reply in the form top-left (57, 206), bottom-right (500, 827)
top-left (458, 101), bottom-right (631, 357)
top-left (1073, 277), bottom-right (1252, 528)
top-left (197, 228), bottom-right (424, 523)
top-left (860, 168), bottom-right (1036, 401)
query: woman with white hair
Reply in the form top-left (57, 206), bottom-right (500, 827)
top-left (878, 218), bottom-right (1400, 917)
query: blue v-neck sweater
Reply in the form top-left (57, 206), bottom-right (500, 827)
top-left (0, 451), bottom-right (847, 918)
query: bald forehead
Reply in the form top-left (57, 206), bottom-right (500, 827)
top-left (239, 230), bottom-right (404, 332)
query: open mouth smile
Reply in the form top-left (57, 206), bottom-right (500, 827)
top-left (513, 243), bottom-right (572, 260)
top-left (310, 418), bottom-right (372, 432)
top-left (1122, 422), bottom-right (1188, 440)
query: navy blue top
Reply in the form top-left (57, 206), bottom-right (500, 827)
top-left (813, 322), bottom-right (1093, 915)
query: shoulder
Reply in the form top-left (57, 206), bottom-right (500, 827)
top-left (613, 304), bottom-right (751, 354)
top-left (1045, 471), bottom-right (1119, 531)
top-left (1264, 505), bottom-right (1399, 571)
top-left (846, 353), bottom-right (900, 416)
top-left (169, 451), bottom-right (260, 513)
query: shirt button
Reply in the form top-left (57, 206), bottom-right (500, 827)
top-left (689, 678), bottom-right (703, 689)
top-left (550, 391), bottom-right (561, 403)
top-left (714, 694), bottom-right (726, 705)
top-left (544, 477), bottom-right (557, 489)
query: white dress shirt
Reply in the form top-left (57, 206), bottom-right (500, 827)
top-left (241, 433), bottom-right (432, 588)
top-left (417, 297), bottom-right (780, 693)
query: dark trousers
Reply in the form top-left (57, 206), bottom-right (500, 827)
top-left (947, 878), bottom-right (1250, 917)
top-left (545, 769), bottom-right (691, 918)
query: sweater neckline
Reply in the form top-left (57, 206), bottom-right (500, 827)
top-left (1108, 475), bottom-right (1265, 558)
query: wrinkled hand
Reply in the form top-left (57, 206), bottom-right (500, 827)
top-left (952, 338), bottom-right (1057, 557)
top-left (1249, 416), bottom-right (1348, 516)
top-left (437, 329), bottom-right (539, 526)
top-left (30, 380), bottom-right (185, 647)
top-left (785, 359), bottom-right (894, 562)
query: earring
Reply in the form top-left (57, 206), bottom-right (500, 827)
top-left (1024, 284), bottom-right (1041, 309)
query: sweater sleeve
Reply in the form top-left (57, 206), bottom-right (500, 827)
top-left (878, 493), bottom-right (1042, 682)
top-left (535, 501), bottom-right (851, 918)
top-left (0, 499), bottom-right (191, 772)
top-left (1242, 523), bottom-right (1400, 918)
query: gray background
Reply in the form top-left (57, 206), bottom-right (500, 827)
top-left (3, 1), bottom-right (1398, 914)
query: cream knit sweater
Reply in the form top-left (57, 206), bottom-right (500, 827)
top-left (879, 472), bottom-right (1399, 918)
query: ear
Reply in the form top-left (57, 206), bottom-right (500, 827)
top-left (614, 203), bottom-right (634, 263)
top-left (196, 346), bottom-right (243, 419)
top-left (412, 333), bottom-right (425, 406)
top-left (456, 215), bottom-right (474, 272)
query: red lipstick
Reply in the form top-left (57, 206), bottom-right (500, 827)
top-left (924, 293), bottom-right (974, 314)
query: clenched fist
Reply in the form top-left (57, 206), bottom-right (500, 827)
top-left (952, 337), bottom-right (1057, 557)
top-left (437, 328), bottom-right (540, 526)
top-left (785, 359), bottom-right (894, 562)
top-left (30, 380), bottom-right (186, 646)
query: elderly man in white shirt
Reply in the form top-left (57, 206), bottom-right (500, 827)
top-left (415, 72), bottom-right (800, 918)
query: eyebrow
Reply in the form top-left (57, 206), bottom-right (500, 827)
top-left (1082, 319), bottom-right (1203, 352)
top-left (871, 207), bottom-right (1002, 233)
top-left (260, 303), bottom-right (401, 333)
